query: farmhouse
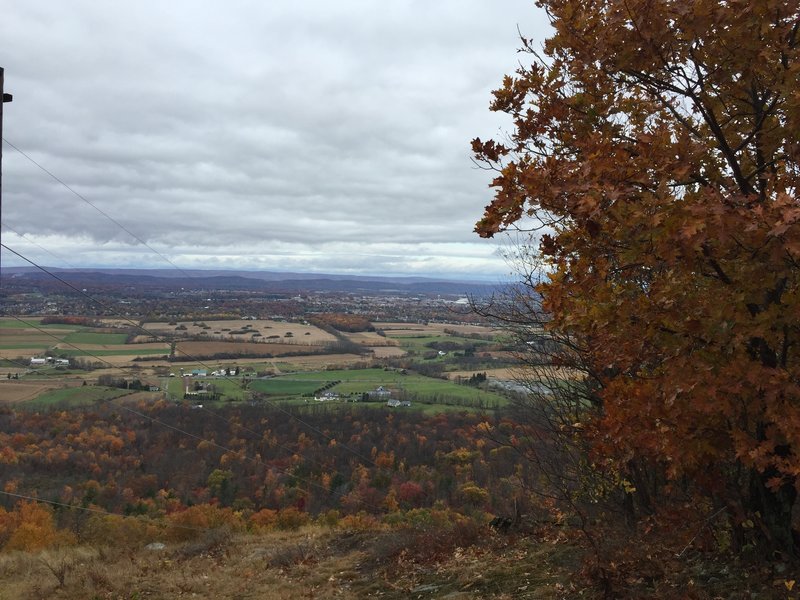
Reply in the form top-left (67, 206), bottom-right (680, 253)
top-left (387, 399), bottom-right (411, 408)
top-left (29, 357), bottom-right (47, 366)
top-left (369, 386), bottom-right (391, 399)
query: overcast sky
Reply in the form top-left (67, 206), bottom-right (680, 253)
top-left (1, 1), bottom-right (549, 279)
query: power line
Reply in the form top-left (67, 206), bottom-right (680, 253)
top-left (1, 137), bottom-right (195, 279)
top-left (1, 220), bottom-right (81, 270)
top-left (0, 490), bottom-right (221, 535)
top-left (1, 242), bottom-right (378, 468)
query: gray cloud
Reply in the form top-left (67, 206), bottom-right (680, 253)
top-left (1, 0), bottom-right (549, 277)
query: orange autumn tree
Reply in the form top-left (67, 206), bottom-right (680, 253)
top-left (474, 0), bottom-right (800, 554)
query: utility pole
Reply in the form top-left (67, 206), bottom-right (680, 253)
top-left (1, 67), bottom-right (14, 277)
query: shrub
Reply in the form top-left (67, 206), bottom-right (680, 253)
top-left (317, 509), bottom-right (340, 529)
top-left (249, 508), bottom-right (278, 531)
top-left (274, 507), bottom-right (309, 530)
top-left (166, 504), bottom-right (242, 541)
top-left (338, 512), bottom-right (381, 532)
top-left (80, 514), bottom-right (155, 548)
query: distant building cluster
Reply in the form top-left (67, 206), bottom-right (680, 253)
top-left (30, 356), bottom-right (70, 367)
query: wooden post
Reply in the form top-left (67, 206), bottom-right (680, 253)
top-left (0, 67), bottom-right (12, 277)
top-left (1, 67), bottom-right (4, 277)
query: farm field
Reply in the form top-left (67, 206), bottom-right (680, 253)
top-left (172, 365), bottom-right (508, 411)
top-left (341, 331), bottom-right (398, 347)
top-left (0, 318), bottom-right (82, 330)
top-left (142, 319), bottom-right (337, 344)
top-left (447, 367), bottom-right (521, 381)
top-left (0, 320), bottom-right (80, 358)
top-left (373, 322), bottom-right (500, 337)
top-left (260, 368), bottom-right (508, 407)
top-left (383, 333), bottom-right (492, 358)
top-left (175, 340), bottom-right (325, 358)
top-left (1, 313), bottom-right (517, 413)
top-left (370, 346), bottom-right (406, 358)
top-left (249, 379), bottom-right (324, 396)
top-left (55, 347), bottom-right (169, 357)
top-left (24, 385), bottom-right (131, 408)
top-left (159, 352), bottom-right (371, 375)
top-left (0, 318), bottom-right (162, 361)
top-left (62, 332), bottom-right (129, 345)
top-left (195, 377), bottom-right (250, 402)
top-left (258, 353), bottom-right (371, 370)
top-left (0, 379), bottom-right (66, 403)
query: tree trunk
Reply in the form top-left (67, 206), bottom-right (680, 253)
top-left (748, 468), bottom-right (797, 557)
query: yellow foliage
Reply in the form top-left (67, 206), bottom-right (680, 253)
top-left (1, 501), bottom-right (73, 553)
top-left (459, 483), bottom-right (490, 506)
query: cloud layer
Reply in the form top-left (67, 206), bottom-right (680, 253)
top-left (1, 0), bottom-right (549, 278)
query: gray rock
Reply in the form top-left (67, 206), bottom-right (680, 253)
top-left (145, 542), bottom-right (166, 551)
top-left (410, 584), bottom-right (439, 594)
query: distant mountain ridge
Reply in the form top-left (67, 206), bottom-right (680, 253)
top-left (3, 267), bottom-right (504, 296)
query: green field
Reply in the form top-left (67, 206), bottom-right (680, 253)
top-left (284, 368), bottom-right (402, 382)
top-left (204, 377), bottom-right (250, 401)
top-left (385, 334), bottom-right (491, 355)
top-left (251, 368), bottom-right (508, 408)
top-left (56, 348), bottom-right (169, 357)
top-left (0, 344), bottom-right (54, 350)
top-left (62, 332), bottom-right (129, 345)
top-left (25, 386), bottom-right (130, 408)
top-left (166, 376), bottom-right (185, 399)
top-left (0, 318), bottom-right (42, 329)
top-left (249, 379), bottom-right (325, 396)
top-left (0, 319), bottom-right (81, 331)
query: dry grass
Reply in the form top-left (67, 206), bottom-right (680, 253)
top-left (0, 333), bottom-right (54, 345)
top-left (0, 524), bottom-right (587, 600)
top-left (83, 355), bottom-right (169, 367)
top-left (0, 528), bottom-right (367, 600)
top-left (446, 367), bottom-right (584, 381)
top-left (0, 348), bottom-right (50, 359)
top-left (274, 354), bottom-right (371, 369)
top-left (371, 346), bottom-right (407, 358)
top-left (96, 319), bottom-right (136, 328)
